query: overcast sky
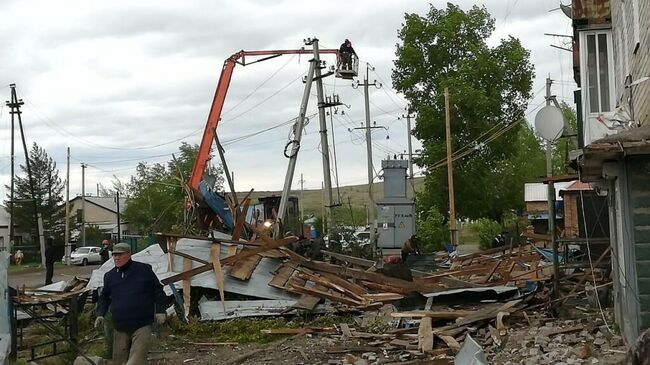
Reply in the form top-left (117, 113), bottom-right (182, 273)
top-left (0, 0), bottom-right (574, 203)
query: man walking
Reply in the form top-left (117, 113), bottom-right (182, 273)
top-left (95, 243), bottom-right (167, 364)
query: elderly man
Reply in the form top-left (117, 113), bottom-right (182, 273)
top-left (95, 243), bottom-right (167, 365)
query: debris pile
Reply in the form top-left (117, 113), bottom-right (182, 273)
top-left (84, 231), bottom-right (617, 364)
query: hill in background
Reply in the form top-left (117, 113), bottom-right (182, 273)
top-left (241, 176), bottom-right (425, 219)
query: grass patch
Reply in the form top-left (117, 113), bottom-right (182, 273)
top-left (168, 314), bottom-right (358, 344)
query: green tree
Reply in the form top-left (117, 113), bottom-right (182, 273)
top-left (123, 143), bottom-right (223, 234)
top-left (551, 101), bottom-right (579, 175)
top-left (392, 3), bottom-right (536, 221)
top-left (4, 143), bottom-right (66, 242)
top-left (416, 206), bottom-right (449, 252)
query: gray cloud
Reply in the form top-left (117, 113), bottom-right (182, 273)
top-left (0, 0), bottom-right (575, 201)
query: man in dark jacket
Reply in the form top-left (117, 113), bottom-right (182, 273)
top-left (339, 39), bottom-right (357, 71)
top-left (44, 237), bottom-right (56, 285)
top-left (95, 243), bottom-right (167, 365)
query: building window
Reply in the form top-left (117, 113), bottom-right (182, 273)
top-left (584, 31), bottom-right (613, 114)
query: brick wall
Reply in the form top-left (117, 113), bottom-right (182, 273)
top-left (564, 194), bottom-right (580, 238)
top-left (611, 0), bottom-right (650, 126)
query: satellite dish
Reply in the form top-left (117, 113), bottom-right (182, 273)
top-left (535, 105), bottom-right (565, 141)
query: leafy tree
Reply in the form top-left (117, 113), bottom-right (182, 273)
top-left (551, 101), bottom-right (579, 175)
top-left (123, 143), bottom-right (223, 234)
top-left (472, 218), bottom-right (502, 250)
top-left (416, 206), bottom-right (449, 252)
top-left (392, 3), bottom-right (536, 221)
top-left (4, 143), bottom-right (65, 243)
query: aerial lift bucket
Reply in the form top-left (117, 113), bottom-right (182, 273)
top-left (336, 53), bottom-right (359, 80)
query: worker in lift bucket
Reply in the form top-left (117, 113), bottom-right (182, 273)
top-left (339, 39), bottom-right (357, 71)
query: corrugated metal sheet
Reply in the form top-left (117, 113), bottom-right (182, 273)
top-left (525, 181), bottom-right (574, 202)
top-left (87, 238), bottom-right (298, 301)
top-left (199, 300), bottom-right (296, 321)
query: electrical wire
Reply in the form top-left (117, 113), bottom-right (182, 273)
top-left (221, 55), bottom-right (297, 117)
top-left (577, 169), bottom-right (612, 333)
top-left (220, 73), bottom-right (304, 124)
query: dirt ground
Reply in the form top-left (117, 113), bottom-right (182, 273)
top-left (139, 307), bottom-right (629, 365)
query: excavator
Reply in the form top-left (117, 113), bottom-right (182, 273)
top-left (186, 40), bottom-right (359, 236)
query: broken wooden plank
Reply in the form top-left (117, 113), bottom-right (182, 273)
top-left (288, 284), bottom-right (362, 307)
top-left (161, 236), bottom-right (297, 285)
top-left (390, 310), bottom-right (475, 319)
top-left (435, 334), bottom-right (460, 352)
top-left (418, 314), bottom-right (433, 352)
top-left (268, 264), bottom-right (295, 289)
top-left (210, 244), bottom-right (227, 313)
top-left (170, 249), bottom-right (210, 265)
top-left (182, 257), bottom-right (192, 318)
top-left (228, 253), bottom-right (262, 281)
top-left (282, 248), bottom-right (439, 293)
top-left (482, 259), bottom-right (503, 284)
top-left (292, 282), bottom-right (322, 311)
top-left (362, 293), bottom-right (404, 302)
top-left (319, 272), bottom-right (368, 296)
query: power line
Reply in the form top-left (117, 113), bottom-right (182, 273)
top-left (221, 55), bottom-right (297, 117)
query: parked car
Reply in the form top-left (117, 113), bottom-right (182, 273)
top-left (66, 246), bottom-right (104, 266)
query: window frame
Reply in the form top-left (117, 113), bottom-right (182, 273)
top-left (580, 29), bottom-right (616, 116)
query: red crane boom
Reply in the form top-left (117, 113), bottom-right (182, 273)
top-left (189, 48), bottom-right (340, 191)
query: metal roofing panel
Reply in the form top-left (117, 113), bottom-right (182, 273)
top-left (87, 238), bottom-right (298, 301)
top-left (525, 181), bottom-right (574, 202)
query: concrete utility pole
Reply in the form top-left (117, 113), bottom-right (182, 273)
top-left (277, 38), bottom-right (318, 227)
top-left (6, 87), bottom-right (17, 251)
top-left (444, 88), bottom-right (458, 246)
top-left (402, 106), bottom-right (416, 196)
top-left (81, 163), bottom-right (87, 247)
top-left (8, 84), bottom-right (44, 264)
top-left (312, 38), bottom-right (336, 234)
top-left (353, 63), bottom-right (382, 221)
top-left (299, 173), bottom-right (305, 234)
top-left (64, 147), bottom-right (71, 265)
top-left (545, 77), bottom-right (560, 294)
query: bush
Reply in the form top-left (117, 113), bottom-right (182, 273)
top-left (472, 218), bottom-right (502, 250)
top-left (416, 207), bottom-right (449, 252)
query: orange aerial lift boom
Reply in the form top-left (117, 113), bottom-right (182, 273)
top-left (188, 47), bottom-right (357, 231)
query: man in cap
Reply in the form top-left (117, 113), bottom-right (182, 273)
top-left (95, 243), bottom-right (167, 364)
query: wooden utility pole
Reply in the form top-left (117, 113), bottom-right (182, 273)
top-left (64, 147), bottom-right (71, 265)
top-left (444, 88), bottom-right (458, 246)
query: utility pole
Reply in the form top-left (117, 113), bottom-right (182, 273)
top-left (6, 87), bottom-right (17, 251)
top-left (277, 38), bottom-right (318, 228)
top-left (313, 38), bottom-right (339, 235)
top-left (353, 64), bottom-right (381, 221)
top-left (545, 77), bottom-right (560, 294)
top-left (64, 147), bottom-right (71, 265)
top-left (116, 190), bottom-right (122, 243)
top-left (8, 84), bottom-right (44, 265)
top-left (444, 88), bottom-right (458, 246)
top-left (299, 173), bottom-right (305, 235)
top-left (81, 163), bottom-right (87, 247)
top-left (402, 106), bottom-right (416, 196)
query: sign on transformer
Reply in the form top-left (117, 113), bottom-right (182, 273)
top-left (377, 159), bottom-right (415, 249)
